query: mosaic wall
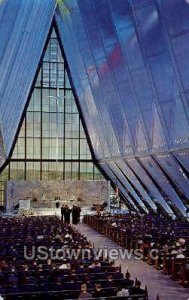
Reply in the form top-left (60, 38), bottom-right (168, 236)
top-left (5, 180), bottom-right (109, 212)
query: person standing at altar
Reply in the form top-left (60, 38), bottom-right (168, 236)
top-left (61, 204), bottom-right (65, 223)
top-left (72, 205), bottom-right (81, 224)
top-left (64, 205), bottom-right (72, 224)
top-left (76, 206), bottom-right (81, 224)
top-left (72, 205), bottom-right (77, 225)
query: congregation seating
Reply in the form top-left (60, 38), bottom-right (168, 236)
top-left (0, 216), bottom-right (148, 299)
top-left (83, 214), bottom-right (189, 287)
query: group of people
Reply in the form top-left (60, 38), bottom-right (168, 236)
top-left (0, 216), bottom-right (147, 299)
top-left (84, 213), bottom-right (189, 285)
top-left (61, 205), bottom-right (81, 224)
top-left (78, 275), bottom-right (145, 299)
top-left (85, 212), bottom-right (189, 256)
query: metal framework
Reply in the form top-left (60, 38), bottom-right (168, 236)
top-left (0, 26), bottom-right (104, 205)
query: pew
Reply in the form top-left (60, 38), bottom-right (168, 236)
top-left (83, 214), bottom-right (189, 287)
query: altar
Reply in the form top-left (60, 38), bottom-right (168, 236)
top-left (5, 180), bottom-right (110, 213)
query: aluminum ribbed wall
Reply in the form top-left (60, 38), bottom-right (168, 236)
top-left (56, 0), bottom-right (189, 217)
top-left (0, 0), bottom-right (56, 162)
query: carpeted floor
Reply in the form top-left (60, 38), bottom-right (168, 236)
top-left (75, 223), bottom-right (189, 300)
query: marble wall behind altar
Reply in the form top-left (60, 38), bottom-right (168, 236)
top-left (5, 180), bottom-right (109, 212)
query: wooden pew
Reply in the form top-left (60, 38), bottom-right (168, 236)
top-left (180, 258), bottom-right (189, 287)
top-left (171, 257), bottom-right (185, 281)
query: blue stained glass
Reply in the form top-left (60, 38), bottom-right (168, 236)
top-left (1, 0), bottom-right (189, 216)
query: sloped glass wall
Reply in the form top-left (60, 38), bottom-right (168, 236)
top-left (56, 0), bottom-right (189, 217)
top-left (0, 28), bottom-right (103, 205)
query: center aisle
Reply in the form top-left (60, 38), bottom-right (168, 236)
top-left (75, 223), bottom-right (189, 300)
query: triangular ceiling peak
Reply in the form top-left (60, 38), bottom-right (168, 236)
top-left (8, 26), bottom-right (103, 181)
